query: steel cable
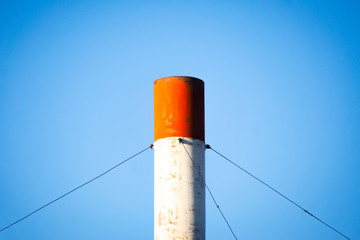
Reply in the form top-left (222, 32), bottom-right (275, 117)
top-left (209, 146), bottom-right (351, 240)
top-left (0, 145), bottom-right (152, 233)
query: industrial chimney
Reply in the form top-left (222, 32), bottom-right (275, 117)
top-left (153, 76), bottom-right (205, 240)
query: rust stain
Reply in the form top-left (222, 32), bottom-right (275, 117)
top-left (168, 209), bottom-right (174, 224)
top-left (158, 212), bottom-right (162, 226)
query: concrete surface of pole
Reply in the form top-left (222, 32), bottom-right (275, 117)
top-left (153, 76), bottom-right (205, 240)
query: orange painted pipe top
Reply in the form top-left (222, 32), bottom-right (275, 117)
top-left (154, 76), bottom-right (204, 142)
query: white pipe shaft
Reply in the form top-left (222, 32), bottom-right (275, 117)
top-left (154, 137), bottom-right (205, 240)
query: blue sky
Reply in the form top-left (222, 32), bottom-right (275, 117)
top-left (0, 0), bottom-right (359, 239)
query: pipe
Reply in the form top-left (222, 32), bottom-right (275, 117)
top-left (153, 76), bottom-right (205, 240)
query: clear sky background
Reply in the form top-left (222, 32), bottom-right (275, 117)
top-left (0, 0), bottom-right (359, 239)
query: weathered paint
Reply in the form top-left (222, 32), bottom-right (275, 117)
top-left (154, 76), bottom-right (205, 142)
top-left (154, 137), bottom-right (205, 240)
